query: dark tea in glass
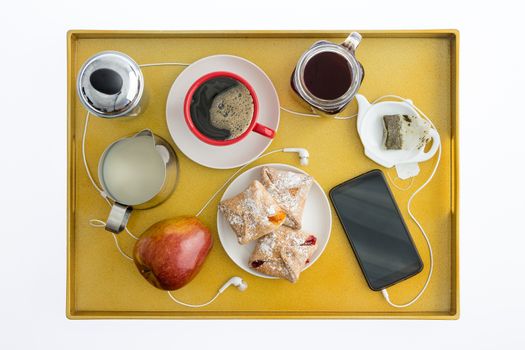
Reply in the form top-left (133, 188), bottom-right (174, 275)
top-left (291, 32), bottom-right (364, 114)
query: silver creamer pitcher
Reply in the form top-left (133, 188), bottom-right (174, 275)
top-left (98, 130), bottom-right (179, 233)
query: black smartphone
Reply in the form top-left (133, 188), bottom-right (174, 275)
top-left (329, 169), bottom-right (423, 291)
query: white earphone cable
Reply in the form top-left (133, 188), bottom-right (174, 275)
top-left (82, 112), bottom-right (105, 196)
top-left (88, 219), bottom-right (233, 308)
top-left (386, 171), bottom-right (414, 191)
top-left (82, 61), bottom-right (191, 238)
top-left (281, 94), bottom-right (429, 121)
top-left (378, 95), bottom-right (441, 308)
top-left (82, 64), bottom-right (438, 309)
top-left (82, 112), bottom-right (139, 240)
top-left (82, 62), bottom-right (254, 309)
top-left (334, 114), bottom-right (357, 120)
top-left (280, 106), bottom-right (356, 120)
top-left (280, 106), bottom-right (320, 118)
top-left (167, 290), bottom-right (221, 308)
top-left (89, 219), bottom-right (135, 261)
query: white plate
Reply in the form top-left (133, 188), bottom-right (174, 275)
top-left (165, 55), bottom-right (280, 169)
top-left (217, 163), bottom-right (332, 279)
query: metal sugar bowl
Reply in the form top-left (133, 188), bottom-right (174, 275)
top-left (77, 51), bottom-right (144, 118)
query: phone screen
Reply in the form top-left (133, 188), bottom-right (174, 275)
top-left (329, 170), bottom-right (423, 291)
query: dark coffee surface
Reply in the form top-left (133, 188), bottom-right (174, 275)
top-left (190, 77), bottom-right (236, 140)
top-left (190, 77), bottom-right (253, 141)
top-left (303, 52), bottom-right (352, 100)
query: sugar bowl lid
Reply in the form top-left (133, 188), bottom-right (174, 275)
top-left (77, 51), bottom-right (144, 118)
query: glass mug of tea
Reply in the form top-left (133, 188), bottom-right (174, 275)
top-left (183, 71), bottom-right (275, 146)
top-left (291, 32), bottom-right (364, 114)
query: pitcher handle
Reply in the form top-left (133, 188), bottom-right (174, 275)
top-left (105, 202), bottom-right (132, 234)
top-left (342, 32), bottom-right (362, 52)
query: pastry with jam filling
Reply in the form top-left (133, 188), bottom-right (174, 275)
top-left (261, 167), bottom-right (313, 229)
top-left (249, 226), bottom-right (317, 283)
top-left (219, 180), bottom-right (286, 244)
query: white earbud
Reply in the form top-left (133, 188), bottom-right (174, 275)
top-left (219, 276), bottom-right (248, 293)
top-left (283, 148), bottom-right (310, 166)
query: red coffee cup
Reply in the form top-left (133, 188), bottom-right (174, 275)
top-left (184, 71), bottom-right (275, 146)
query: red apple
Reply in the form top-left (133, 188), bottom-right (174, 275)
top-left (133, 216), bottom-right (213, 290)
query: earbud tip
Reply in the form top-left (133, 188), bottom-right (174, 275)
top-left (238, 281), bottom-right (248, 292)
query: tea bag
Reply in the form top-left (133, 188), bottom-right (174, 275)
top-left (383, 114), bottom-right (432, 151)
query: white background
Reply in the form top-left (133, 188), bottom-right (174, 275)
top-left (1, 0), bottom-right (524, 348)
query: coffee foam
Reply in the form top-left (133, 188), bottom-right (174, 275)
top-left (209, 83), bottom-right (254, 140)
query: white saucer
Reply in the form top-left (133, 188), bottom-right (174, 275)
top-left (217, 163), bottom-right (332, 279)
top-left (165, 55), bottom-right (280, 169)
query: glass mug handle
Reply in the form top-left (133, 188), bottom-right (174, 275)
top-left (252, 123), bottom-right (275, 139)
top-left (342, 32), bottom-right (362, 52)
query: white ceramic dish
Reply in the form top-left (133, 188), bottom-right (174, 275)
top-left (355, 94), bottom-right (440, 168)
top-left (165, 55), bottom-right (280, 169)
top-left (217, 163), bottom-right (332, 279)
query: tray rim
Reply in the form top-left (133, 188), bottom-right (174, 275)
top-left (66, 29), bottom-right (459, 320)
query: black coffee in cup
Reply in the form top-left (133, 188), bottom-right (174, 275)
top-left (190, 77), bottom-right (254, 141)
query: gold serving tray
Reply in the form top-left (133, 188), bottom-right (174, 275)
top-left (67, 30), bottom-right (459, 319)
